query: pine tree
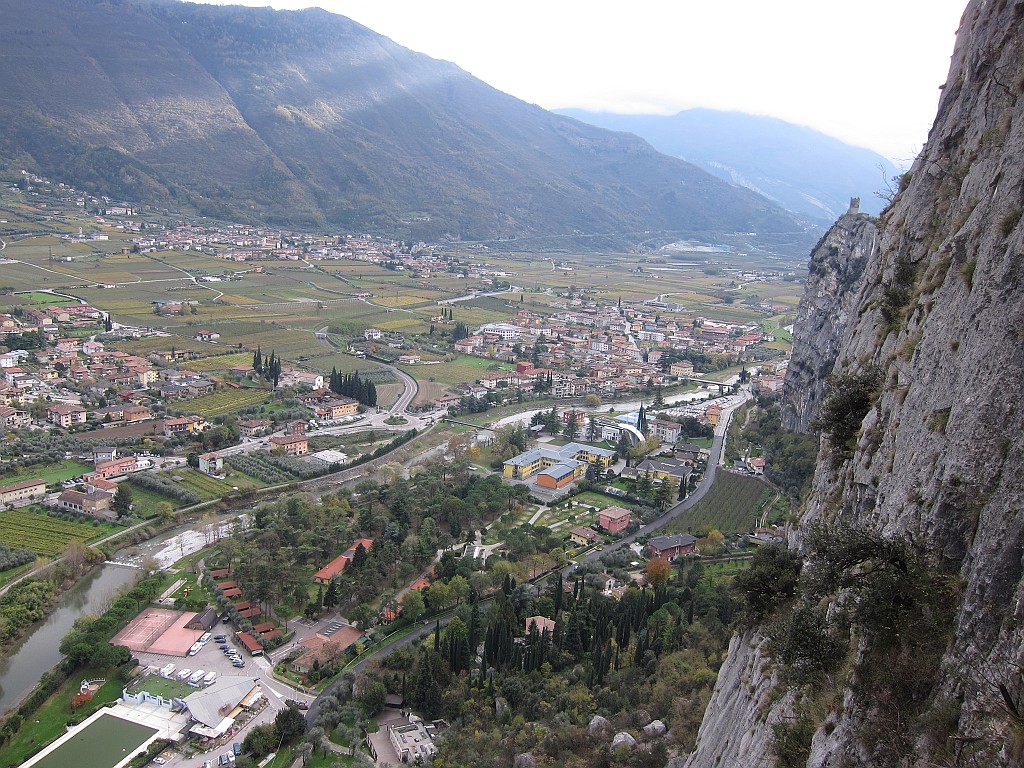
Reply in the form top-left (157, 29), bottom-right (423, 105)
top-left (616, 430), bottom-right (631, 460)
top-left (253, 345), bottom-right (263, 374)
top-left (324, 581), bottom-right (339, 609)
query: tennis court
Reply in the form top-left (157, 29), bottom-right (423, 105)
top-left (110, 609), bottom-right (179, 652)
top-left (146, 612), bottom-right (203, 656)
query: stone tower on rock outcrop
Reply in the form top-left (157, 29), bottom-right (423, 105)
top-left (780, 206), bottom-right (876, 433)
top-left (686, 0), bottom-right (1024, 766)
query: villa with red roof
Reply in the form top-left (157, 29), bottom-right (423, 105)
top-left (312, 538), bottom-right (375, 584)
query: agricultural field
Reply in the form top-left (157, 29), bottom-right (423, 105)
top-left (9, 291), bottom-right (77, 305)
top-left (322, 304), bottom-right (428, 336)
top-left (186, 351), bottom-right (255, 371)
top-left (666, 470), bottom-right (776, 535)
top-left (373, 383), bottom-right (403, 409)
top-left (408, 381), bottom-right (453, 408)
top-left (164, 468), bottom-right (265, 501)
top-left (207, 327), bottom-right (327, 359)
top-left (302, 351), bottom-right (391, 379)
top-left (0, 509), bottom-right (117, 556)
top-left (372, 315), bottom-right (428, 333)
top-left (107, 334), bottom-right (211, 357)
top-left (183, 387), bottom-right (271, 417)
top-left (398, 354), bottom-right (511, 386)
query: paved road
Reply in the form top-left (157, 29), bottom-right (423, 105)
top-left (565, 390), bottom-right (749, 573)
top-left (314, 324), bottom-right (419, 417)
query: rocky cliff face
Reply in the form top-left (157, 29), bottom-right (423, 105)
top-left (780, 201), bottom-right (876, 433)
top-left (687, 0), bottom-right (1024, 765)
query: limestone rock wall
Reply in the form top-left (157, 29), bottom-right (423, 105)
top-left (780, 205), bottom-right (876, 433)
top-left (686, 0), bottom-right (1024, 764)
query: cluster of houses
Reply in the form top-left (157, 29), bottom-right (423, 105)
top-left (209, 568), bottom-right (282, 653)
top-left (0, 306), bottom-right (163, 412)
top-left (444, 300), bottom-right (775, 400)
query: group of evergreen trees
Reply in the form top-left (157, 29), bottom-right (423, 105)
top-left (252, 345), bottom-right (282, 387)
top-left (328, 367), bottom-right (377, 406)
top-left (472, 562), bottom-right (730, 689)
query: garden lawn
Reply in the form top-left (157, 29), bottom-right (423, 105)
top-left (0, 460), bottom-right (93, 487)
top-left (29, 712), bottom-right (157, 768)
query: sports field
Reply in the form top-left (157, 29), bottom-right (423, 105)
top-left (28, 712), bottom-right (158, 768)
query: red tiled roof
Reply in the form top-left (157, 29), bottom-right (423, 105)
top-left (237, 632), bottom-right (262, 653)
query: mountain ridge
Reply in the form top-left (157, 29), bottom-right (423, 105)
top-left (0, 0), bottom-right (812, 254)
top-left (557, 107), bottom-right (901, 225)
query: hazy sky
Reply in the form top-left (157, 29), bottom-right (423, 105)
top-left (198, 0), bottom-right (968, 162)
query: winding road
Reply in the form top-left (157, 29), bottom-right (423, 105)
top-left (313, 325), bottom-right (419, 416)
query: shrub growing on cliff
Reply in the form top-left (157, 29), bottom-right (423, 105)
top-left (733, 544), bottom-right (802, 622)
top-left (813, 367), bottom-right (881, 463)
top-left (771, 521), bottom-right (961, 763)
top-left (881, 252), bottom-right (917, 330)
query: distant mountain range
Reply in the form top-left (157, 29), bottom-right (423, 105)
top-left (557, 108), bottom-right (901, 225)
top-left (0, 0), bottom-right (813, 255)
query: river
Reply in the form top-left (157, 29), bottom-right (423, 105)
top-left (0, 513), bottom-right (242, 716)
top-left (0, 564), bottom-right (138, 716)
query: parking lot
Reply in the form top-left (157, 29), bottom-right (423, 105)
top-left (127, 611), bottom-right (361, 768)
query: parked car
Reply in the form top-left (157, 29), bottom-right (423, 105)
top-left (232, 743), bottom-right (241, 756)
